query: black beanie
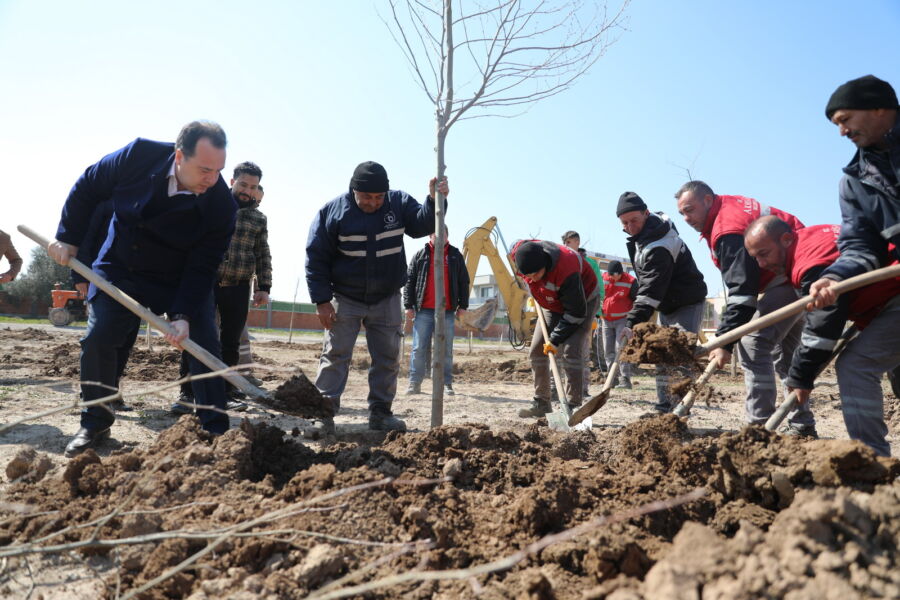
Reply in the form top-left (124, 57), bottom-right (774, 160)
top-left (350, 161), bottom-right (389, 193)
top-left (607, 260), bottom-right (623, 275)
top-left (616, 191), bottom-right (647, 217)
top-left (825, 75), bottom-right (898, 120)
top-left (514, 242), bottom-right (549, 275)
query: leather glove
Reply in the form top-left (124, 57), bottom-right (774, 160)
top-left (542, 342), bottom-right (558, 355)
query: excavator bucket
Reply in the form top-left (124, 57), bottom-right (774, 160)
top-left (458, 297), bottom-right (498, 331)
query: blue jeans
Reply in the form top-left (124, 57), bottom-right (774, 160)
top-left (79, 290), bottom-right (228, 434)
top-left (409, 309), bottom-right (455, 386)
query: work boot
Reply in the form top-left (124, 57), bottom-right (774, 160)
top-left (653, 401), bottom-right (672, 414)
top-left (406, 382), bottom-right (422, 395)
top-left (518, 398), bottom-right (552, 418)
top-left (226, 399), bottom-right (249, 412)
top-left (444, 384), bottom-right (455, 396)
top-left (64, 427), bottom-right (111, 458)
top-left (170, 392), bottom-right (196, 415)
top-left (782, 422), bottom-right (818, 439)
top-left (110, 398), bottom-right (132, 412)
top-left (368, 412), bottom-right (407, 432)
top-left (616, 379), bottom-right (633, 390)
top-left (304, 416), bottom-right (336, 439)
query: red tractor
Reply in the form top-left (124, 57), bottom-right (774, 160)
top-left (49, 283), bottom-right (87, 327)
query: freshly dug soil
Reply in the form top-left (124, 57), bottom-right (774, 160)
top-left (620, 323), bottom-right (699, 366)
top-left (3, 416), bottom-right (898, 599)
top-left (260, 372), bottom-right (334, 418)
top-left (453, 358), bottom-right (533, 383)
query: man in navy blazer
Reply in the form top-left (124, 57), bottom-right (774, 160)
top-left (49, 121), bottom-right (237, 457)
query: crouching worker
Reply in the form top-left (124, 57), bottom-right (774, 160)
top-left (745, 217), bottom-right (900, 455)
top-left (512, 240), bottom-right (600, 418)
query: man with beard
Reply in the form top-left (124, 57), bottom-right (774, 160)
top-left (172, 161), bottom-right (272, 414)
top-left (745, 216), bottom-right (900, 455)
top-left (306, 161), bottom-right (447, 433)
top-left (675, 181), bottom-right (816, 436)
top-left (807, 74), bottom-right (900, 455)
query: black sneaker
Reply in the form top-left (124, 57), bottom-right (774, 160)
top-left (225, 399), bottom-right (248, 412)
top-left (368, 413), bottom-right (407, 432)
top-left (170, 393), bottom-right (196, 415)
top-left (406, 382), bottom-right (422, 395)
top-left (444, 384), bottom-right (455, 396)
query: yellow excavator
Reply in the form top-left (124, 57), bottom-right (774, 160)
top-left (460, 216), bottom-right (537, 348)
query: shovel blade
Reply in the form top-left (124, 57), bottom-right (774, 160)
top-left (547, 411), bottom-right (571, 432)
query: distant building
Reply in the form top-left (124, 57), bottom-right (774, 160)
top-left (470, 274), bottom-right (503, 308)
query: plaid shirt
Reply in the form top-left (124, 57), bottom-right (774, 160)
top-left (218, 204), bottom-right (272, 291)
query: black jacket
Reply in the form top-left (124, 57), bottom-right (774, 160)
top-left (403, 242), bottom-right (470, 312)
top-left (823, 116), bottom-right (900, 282)
top-left (625, 213), bottom-right (707, 328)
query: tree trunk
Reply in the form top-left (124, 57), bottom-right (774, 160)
top-left (431, 0), bottom-right (454, 428)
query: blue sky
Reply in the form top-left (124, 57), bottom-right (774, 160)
top-left (1, 0), bottom-right (898, 302)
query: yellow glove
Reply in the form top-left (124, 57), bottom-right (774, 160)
top-left (543, 342), bottom-right (558, 355)
top-left (591, 319), bottom-right (599, 331)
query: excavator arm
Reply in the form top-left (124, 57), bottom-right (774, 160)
top-left (463, 217), bottom-right (535, 345)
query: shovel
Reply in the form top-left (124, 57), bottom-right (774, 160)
top-left (535, 307), bottom-right (591, 432)
top-left (19, 225), bottom-right (268, 400)
top-left (672, 360), bottom-right (718, 417)
top-left (572, 263), bottom-right (900, 426)
top-left (568, 337), bottom-right (625, 426)
top-left (764, 324), bottom-right (859, 431)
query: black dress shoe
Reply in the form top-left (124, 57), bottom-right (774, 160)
top-left (64, 427), bottom-right (111, 458)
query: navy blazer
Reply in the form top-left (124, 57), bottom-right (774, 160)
top-left (56, 138), bottom-right (236, 319)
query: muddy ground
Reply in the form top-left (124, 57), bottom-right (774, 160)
top-left (1, 323), bottom-right (898, 599)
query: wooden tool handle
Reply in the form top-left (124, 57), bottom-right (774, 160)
top-left (535, 306), bottom-right (572, 419)
top-left (672, 359), bottom-right (718, 417)
top-left (18, 225), bottom-right (265, 398)
top-left (697, 264), bottom-right (900, 356)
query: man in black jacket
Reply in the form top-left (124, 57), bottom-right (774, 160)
top-left (617, 192), bottom-right (708, 413)
top-left (403, 227), bottom-right (469, 396)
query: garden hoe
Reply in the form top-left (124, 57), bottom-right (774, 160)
top-left (535, 307), bottom-right (591, 432)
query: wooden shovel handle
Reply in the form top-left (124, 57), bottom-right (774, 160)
top-left (535, 306), bottom-right (572, 419)
top-left (672, 359), bottom-right (717, 417)
top-left (18, 225), bottom-right (265, 398)
top-left (697, 264), bottom-right (900, 356)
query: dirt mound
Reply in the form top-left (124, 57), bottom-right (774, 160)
top-left (453, 358), bottom-right (532, 383)
top-left (2, 417), bottom-right (897, 599)
top-left (621, 322), bottom-right (699, 366)
top-left (260, 372), bottom-right (334, 418)
top-left (259, 340), bottom-right (322, 352)
top-left (2, 327), bottom-right (54, 341)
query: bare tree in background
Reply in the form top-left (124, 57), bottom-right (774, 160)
top-left (385, 0), bottom-right (629, 427)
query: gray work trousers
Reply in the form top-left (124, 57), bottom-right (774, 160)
top-left (835, 295), bottom-right (900, 457)
top-left (737, 282), bottom-right (814, 427)
top-left (238, 325), bottom-right (252, 366)
top-left (657, 301), bottom-right (705, 409)
top-left (314, 291), bottom-right (402, 416)
top-left (601, 318), bottom-right (632, 384)
top-left (530, 295), bottom-right (601, 404)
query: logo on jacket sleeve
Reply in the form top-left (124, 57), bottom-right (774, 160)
top-left (384, 211), bottom-right (398, 229)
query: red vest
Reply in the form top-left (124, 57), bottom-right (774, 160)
top-left (788, 225), bottom-right (900, 329)
top-left (602, 272), bottom-right (635, 321)
top-left (702, 194), bottom-right (805, 291)
top-left (513, 241), bottom-right (597, 313)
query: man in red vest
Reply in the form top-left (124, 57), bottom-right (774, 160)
top-left (511, 240), bottom-right (600, 419)
top-left (745, 216), bottom-right (900, 455)
top-left (675, 181), bottom-right (817, 437)
top-left (601, 260), bottom-right (636, 388)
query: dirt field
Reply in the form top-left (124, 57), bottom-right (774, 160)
top-left (1, 323), bottom-right (898, 599)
